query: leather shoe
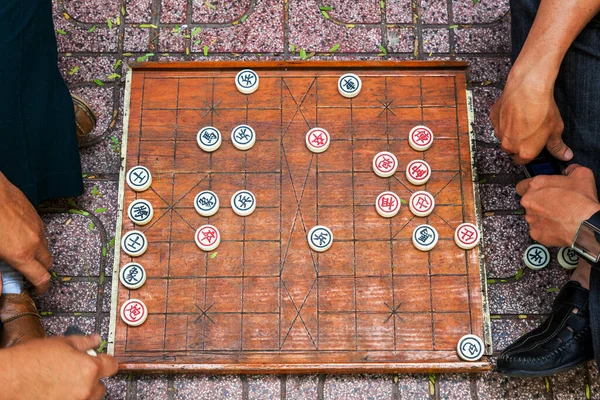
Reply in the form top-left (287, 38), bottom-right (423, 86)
top-left (0, 291), bottom-right (45, 348)
top-left (72, 94), bottom-right (97, 147)
top-left (496, 281), bottom-right (594, 377)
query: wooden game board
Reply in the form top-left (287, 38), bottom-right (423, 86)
top-left (108, 61), bottom-right (491, 373)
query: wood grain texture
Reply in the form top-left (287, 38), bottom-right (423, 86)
top-left (113, 61), bottom-right (490, 373)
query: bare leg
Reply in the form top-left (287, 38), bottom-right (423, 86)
top-left (571, 259), bottom-right (591, 290)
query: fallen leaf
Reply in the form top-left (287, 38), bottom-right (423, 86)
top-left (329, 43), bottom-right (340, 52)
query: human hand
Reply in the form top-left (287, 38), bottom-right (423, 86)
top-left (516, 164), bottom-right (600, 246)
top-left (0, 172), bottom-right (52, 293)
top-left (6, 335), bottom-right (118, 400)
top-left (490, 69), bottom-right (571, 165)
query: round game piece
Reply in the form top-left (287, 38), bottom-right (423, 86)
top-left (231, 125), bottom-right (256, 151)
top-left (454, 223), bottom-right (481, 250)
top-left (120, 299), bottom-right (148, 327)
top-left (406, 159), bottom-right (432, 186)
top-left (235, 69), bottom-right (260, 94)
top-left (119, 262), bottom-right (147, 290)
top-left (126, 166), bottom-right (152, 192)
top-left (557, 247), bottom-right (579, 270)
top-left (412, 224), bottom-right (438, 252)
top-left (524, 244), bottom-right (551, 270)
top-left (408, 125), bottom-right (434, 151)
top-left (197, 126), bottom-right (222, 152)
top-left (372, 151), bottom-right (398, 178)
top-left (305, 127), bottom-right (331, 153)
top-left (231, 190), bottom-right (256, 217)
top-left (127, 199), bottom-right (154, 226)
top-left (195, 224), bottom-right (221, 251)
top-left (307, 226), bottom-right (333, 252)
top-left (375, 191), bottom-right (401, 218)
top-left (338, 73), bottom-right (362, 98)
top-left (409, 191), bottom-right (435, 217)
top-left (121, 230), bottom-right (148, 257)
top-left (194, 190), bottom-right (219, 217)
top-left (456, 334), bottom-right (485, 362)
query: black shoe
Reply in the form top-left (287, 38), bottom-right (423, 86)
top-left (496, 281), bottom-right (594, 377)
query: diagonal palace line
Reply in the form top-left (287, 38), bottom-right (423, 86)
top-left (148, 186), bottom-right (171, 208)
top-left (172, 208), bottom-right (197, 231)
top-left (281, 78), bottom-right (317, 140)
top-left (139, 207), bottom-right (171, 233)
top-left (171, 173), bottom-right (210, 207)
top-left (279, 279), bottom-right (318, 350)
top-left (431, 172), bottom-right (460, 199)
top-left (392, 214), bottom-right (416, 239)
top-left (392, 175), bottom-right (415, 194)
top-left (432, 210), bottom-right (456, 231)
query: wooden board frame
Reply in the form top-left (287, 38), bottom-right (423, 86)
top-left (108, 61), bottom-right (491, 374)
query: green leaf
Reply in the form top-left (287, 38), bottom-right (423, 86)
top-left (114, 59), bottom-right (122, 70)
top-left (210, 252), bottom-right (218, 259)
top-left (192, 27), bottom-right (202, 36)
top-left (40, 311), bottom-right (52, 316)
top-left (299, 48), bottom-right (307, 59)
top-left (68, 198), bottom-right (78, 208)
top-left (319, 5), bottom-right (333, 11)
top-left (101, 247), bottom-right (107, 257)
top-left (95, 207), bottom-right (107, 213)
top-left (139, 24), bottom-right (157, 29)
top-left (515, 268), bottom-right (524, 281)
top-left (289, 44), bottom-right (296, 52)
top-left (73, 312), bottom-right (81, 316)
top-left (57, 29), bottom-right (67, 35)
top-left (108, 237), bottom-right (116, 247)
top-left (518, 314), bottom-right (528, 319)
top-left (173, 25), bottom-right (180, 33)
top-left (380, 0), bottom-right (385, 9)
top-left (91, 186), bottom-right (102, 196)
top-left (203, 45), bottom-right (209, 56)
top-left (321, 10), bottom-right (330, 19)
top-left (513, 209), bottom-right (525, 215)
top-left (68, 66), bottom-right (79, 75)
top-left (379, 45), bottom-right (387, 55)
top-left (205, 0), bottom-right (216, 9)
top-left (89, 221), bottom-right (95, 231)
top-left (478, 178), bottom-right (487, 184)
top-left (88, 25), bottom-right (96, 33)
top-left (107, 73), bottom-right (121, 80)
top-left (547, 287), bottom-right (559, 293)
top-left (99, 271), bottom-right (105, 285)
top-left (194, 39), bottom-right (202, 46)
top-left (115, 16), bottom-right (120, 26)
top-left (487, 279), bottom-right (496, 284)
top-left (82, 173), bottom-right (88, 178)
top-left (544, 377), bottom-right (550, 391)
top-left (240, 14), bottom-right (248, 23)
top-left (449, 24), bottom-right (459, 29)
top-left (473, 0), bottom-right (480, 4)
top-left (69, 209), bottom-right (90, 216)
top-left (110, 136), bottom-right (119, 145)
top-left (586, 383), bottom-right (591, 399)
top-left (107, 17), bottom-right (112, 29)
top-left (50, 271), bottom-right (58, 279)
top-left (93, 79), bottom-right (104, 86)
top-left (136, 53), bottom-right (154, 62)
top-left (428, 373), bottom-right (435, 384)
top-left (329, 43), bottom-right (340, 52)
top-left (97, 339), bottom-right (107, 353)
top-left (121, 5), bottom-right (126, 15)
top-left (400, 198), bottom-right (408, 205)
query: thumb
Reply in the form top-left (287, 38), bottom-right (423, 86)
top-left (65, 334), bottom-right (101, 353)
top-left (546, 134), bottom-right (573, 161)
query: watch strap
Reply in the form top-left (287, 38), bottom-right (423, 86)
top-left (587, 210), bottom-right (600, 229)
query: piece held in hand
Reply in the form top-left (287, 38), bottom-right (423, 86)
top-left (127, 199), bottom-right (154, 226)
top-left (120, 299), bottom-right (148, 327)
top-left (307, 226), bottom-right (333, 252)
top-left (375, 191), bottom-right (401, 218)
top-left (195, 224), bottom-right (221, 251)
top-left (197, 126), bottom-right (222, 152)
top-left (236, 69), bottom-right (260, 94)
top-left (305, 128), bottom-right (331, 153)
top-left (372, 151), bottom-right (398, 178)
top-left (231, 125), bottom-right (256, 151)
top-left (121, 230), bottom-right (148, 257)
top-left (119, 262), bottom-right (147, 290)
top-left (194, 190), bottom-right (219, 217)
top-left (126, 166), bottom-right (152, 192)
top-left (231, 190), bottom-right (256, 217)
top-left (64, 326), bottom-right (97, 357)
top-left (409, 125), bottom-right (434, 151)
top-left (412, 224), bottom-right (438, 252)
top-left (406, 159), bottom-right (431, 186)
top-left (454, 223), bottom-right (481, 250)
top-left (557, 247), bottom-right (579, 270)
top-left (338, 73), bottom-right (362, 98)
top-left (409, 191), bottom-right (435, 217)
top-left (456, 334), bottom-right (485, 362)
top-left (523, 244), bottom-right (550, 270)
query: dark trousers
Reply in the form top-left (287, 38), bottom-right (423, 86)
top-left (0, 0), bottom-right (83, 207)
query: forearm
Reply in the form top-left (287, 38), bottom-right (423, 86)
top-left (512, 0), bottom-right (600, 90)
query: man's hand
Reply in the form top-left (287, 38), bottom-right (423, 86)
top-left (490, 70), bottom-right (571, 165)
top-left (0, 172), bottom-right (52, 293)
top-left (5, 335), bottom-right (118, 400)
top-left (516, 165), bottom-right (600, 246)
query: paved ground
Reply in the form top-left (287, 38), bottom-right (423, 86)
top-left (37, 0), bottom-right (600, 398)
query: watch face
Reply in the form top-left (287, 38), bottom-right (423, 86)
top-left (573, 221), bottom-right (600, 263)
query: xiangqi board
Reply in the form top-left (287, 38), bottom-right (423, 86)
top-left (108, 61), bottom-right (491, 373)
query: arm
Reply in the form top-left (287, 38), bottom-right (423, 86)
top-left (491, 0), bottom-right (600, 164)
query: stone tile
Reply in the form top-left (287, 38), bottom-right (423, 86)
top-left (420, 0), bottom-right (448, 24)
top-left (488, 266), bottom-right (570, 314)
top-left (423, 28), bottom-right (450, 54)
top-left (172, 375), bottom-right (243, 399)
top-left (453, 0), bottom-right (509, 24)
top-left (480, 184), bottom-right (520, 211)
top-left (476, 146), bottom-right (524, 176)
top-left (192, 0), bottom-right (252, 23)
top-left (41, 315), bottom-right (97, 337)
top-left (588, 362), bottom-right (600, 399)
top-left (55, 25), bottom-right (119, 53)
top-left (63, 0), bottom-right (121, 22)
top-left (483, 215), bottom-right (531, 278)
top-left (158, 27), bottom-right (186, 52)
top-left (475, 369), bottom-right (510, 399)
top-left (125, 0), bottom-right (153, 23)
top-left (324, 375), bottom-right (393, 399)
top-left (43, 213), bottom-right (102, 277)
top-left (386, 0), bottom-right (412, 24)
top-left (471, 86), bottom-right (502, 143)
top-left (124, 27), bottom-right (152, 52)
top-left (71, 86), bottom-right (117, 145)
top-left (551, 366), bottom-right (588, 400)
top-left (506, 376), bottom-right (547, 399)
top-left (387, 27), bottom-right (415, 53)
top-left (462, 56), bottom-right (512, 84)
top-left (490, 316), bottom-right (545, 352)
top-left (439, 374), bottom-right (471, 399)
top-left (454, 22), bottom-right (511, 54)
top-left (161, 0), bottom-right (187, 23)
top-left (323, 0), bottom-right (383, 23)
top-left (104, 374), bottom-right (128, 400)
top-left (397, 374), bottom-right (430, 399)
top-left (289, 0), bottom-right (381, 53)
top-left (136, 375), bottom-right (170, 400)
top-left (248, 375), bottom-right (281, 399)
top-left (35, 281), bottom-right (99, 313)
top-left (286, 375), bottom-right (319, 400)
top-left (59, 56), bottom-right (117, 86)
top-left (77, 180), bottom-right (119, 245)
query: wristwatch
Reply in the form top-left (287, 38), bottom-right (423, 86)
top-left (572, 210), bottom-right (600, 263)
